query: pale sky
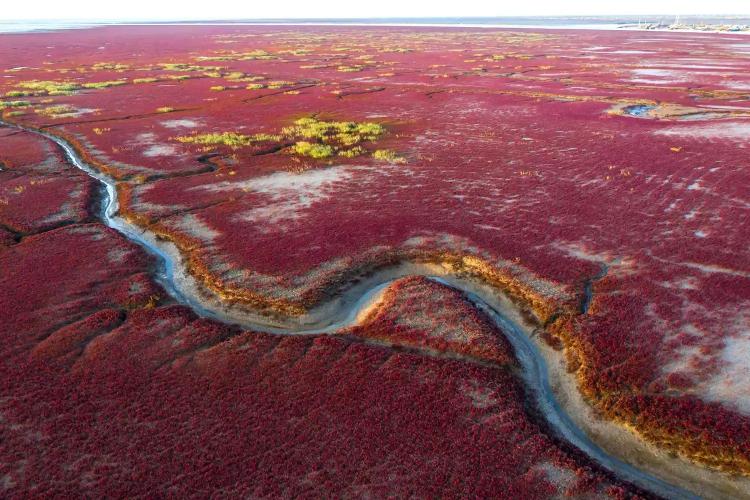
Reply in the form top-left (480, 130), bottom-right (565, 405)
top-left (1, 0), bottom-right (749, 22)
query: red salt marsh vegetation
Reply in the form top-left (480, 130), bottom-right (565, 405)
top-left (2, 23), bottom-right (750, 496)
top-left (0, 145), bottom-right (637, 496)
top-left (0, 129), bottom-right (94, 237)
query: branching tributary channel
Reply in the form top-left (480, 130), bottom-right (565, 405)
top-left (4, 120), bottom-right (699, 500)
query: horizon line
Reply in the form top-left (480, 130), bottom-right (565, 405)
top-left (3, 14), bottom-right (750, 23)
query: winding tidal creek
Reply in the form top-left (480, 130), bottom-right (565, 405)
top-left (4, 120), bottom-right (701, 500)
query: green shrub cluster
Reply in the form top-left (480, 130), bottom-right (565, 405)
top-left (14, 78), bottom-right (131, 95)
top-left (281, 118), bottom-right (386, 158)
top-left (35, 104), bottom-right (76, 117)
top-left (338, 146), bottom-right (364, 158)
top-left (82, 80), bottom-right (128, 89)
top-left (195, 50), bottom-right (275, 62)
top-left (175, 132), bottom-right (282, 148)
top-left (282, 118), bottom-right (384, 144)
top-left (174, 117), bottom-right (400, 162)
top-left (266, 80), bottom-right (294, 89)
top-left (372, 149), bottom-right (405, 163)
top-left (0, 100), bottom-right (31, 109)
top-left (292, 141), bottom-right (334, 159)
top-left (92, 62), bottom-right (131, 71)
top-left (158, 63), bottom-right (221, 72)
top-left (15, 80), bottom-right (81, 95)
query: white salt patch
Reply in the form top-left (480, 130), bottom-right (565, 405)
top-left (236, 205), bottom-right (305, 226)
top-left (648, 63), bottom-right (740, 70)
top-left (705, 325), bottom-right (750, 413)
top-left (129, 133), bottom-right (180, 158)
top-left (630, 78), bottom-right (679, 85)
top-left (198, 165), bottom-right (356, 195)
top-left (698, 104), bottom-right (750, 111)
top-left (552, 241), bottom-right (614, 264)
top-left (65, 107), bottom-right (97, 118)
top-left (462, 382), bottom-right (498, 409)
top-left (694, 230), bottom-right (707, 238)
top-left (193, 166), bottom-right (362, 230)
top-left (475, 223), bottom-right (504, 232)
top-left (684, 208), bottom-right (699, 220)
top-left (534, 462), bottom-right (577, 494)
top-left (633, 68), bottom-right (680, 77)
top-left (660, 276), bottom-right (700, 290)
top-left (629, 68), bottom-right (695, 85)
top-left (664, 339), bottom-right (707, 374)
top-left (722, 81), bottom-right (750, 90)
top-left (107, 247), bottom-right (131, 264)
top-left (679, 262), bottom-right (750, 278)
top-left (133, 132), bottom-right (156, 144)
top-left (171, 213), bottom-right (221, 243)
top-left (161, 119), bottom-right (201, 129)
top-left (46, 107), bottom-right (97, 118)
top-left (655, 122), bottom-right (750, 142)
top-left (143, 144), bottom-right (177, 157)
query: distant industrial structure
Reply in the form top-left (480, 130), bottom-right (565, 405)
top-left (629, 15), bottom-right (749, 32)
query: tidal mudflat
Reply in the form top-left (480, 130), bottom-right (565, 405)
top-left (2, 25), bottom-right (750, 498)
